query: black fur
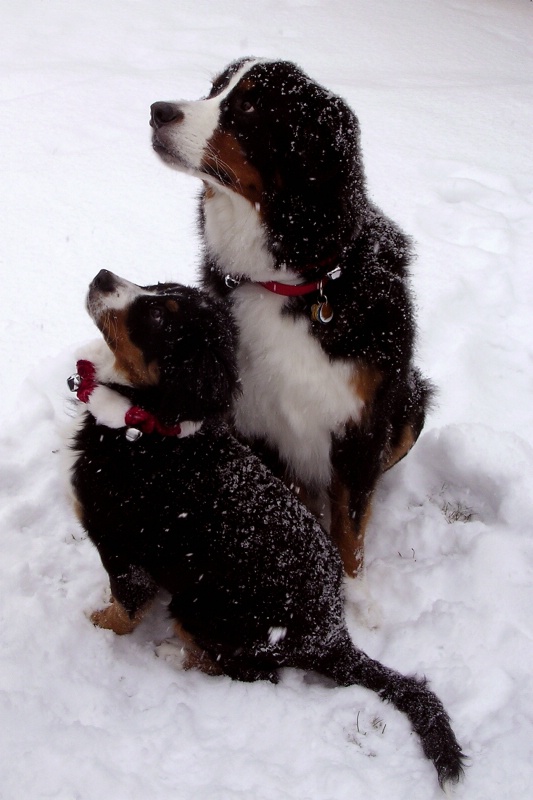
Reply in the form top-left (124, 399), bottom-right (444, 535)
top-left (71, 274), bottom-right (463, 788)
top-left (150, 59), bottom-right (435, 573)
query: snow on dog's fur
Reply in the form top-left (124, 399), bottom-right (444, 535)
top-left (69, 269), bottom-right (463, 788)
top-left (150, 58), bottom-right (434, 575)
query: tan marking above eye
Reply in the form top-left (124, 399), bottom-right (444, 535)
top-left (238, 78), bottom-right (255, 93)
top-left (165, 299), bottom-right (179, 313)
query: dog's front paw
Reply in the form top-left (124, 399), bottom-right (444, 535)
top-left (90, 600), bottom-right (138, 635)
top-left (156, 637), bottom-right (223, 676)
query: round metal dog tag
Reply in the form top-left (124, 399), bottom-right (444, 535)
top-left (311, 301), bottom-right (334, 324)
top-left (125, 427), bottom-right (143, 442)
top-left (318, 301), bottom-right (334, 323)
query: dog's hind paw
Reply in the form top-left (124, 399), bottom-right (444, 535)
top-left (342, 574), bottom-right (382, 630)
top-left (156, 637), bottom-right (224, 676)
top-left (155, 638), bottom-right (188, 667)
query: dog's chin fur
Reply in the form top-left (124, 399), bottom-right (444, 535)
top-left (150, 58), bottom-right (434, 576)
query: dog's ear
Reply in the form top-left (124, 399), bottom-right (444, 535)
top-left (259, 68), bottom-right (361, 190)
top-left (264, 87), bottom-right (365, 263)
top-left (155, 295), bottom-right (239, 426)
top-left (288, 97), bottom-right (360, 185)
top-left (157, 347), bottom-right (239, 426)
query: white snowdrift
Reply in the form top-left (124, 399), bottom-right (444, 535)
top-left (1, 1), bottom-right (532, 798)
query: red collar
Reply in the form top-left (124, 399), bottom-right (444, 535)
top-left (225, 265), bottom-right (342, 296)
top-left (70, 359), bottom-right (182, 437)
top-left (72, 359), bottom-right (97, 402)
top-left (123, 406), bottom-right (182, 437)
top-left (259, 277), bottom-right (327, 296)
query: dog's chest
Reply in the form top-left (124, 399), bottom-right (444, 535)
top-left (231, 285), bottom-right (363, 489)
top-left (204, 191), bottom-right (286, 282)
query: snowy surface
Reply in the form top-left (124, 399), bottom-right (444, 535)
top-left (1, 1), bottom-right (533, 798)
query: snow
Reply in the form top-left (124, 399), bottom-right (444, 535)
top-left (1, 0), bottom-right (532, 797)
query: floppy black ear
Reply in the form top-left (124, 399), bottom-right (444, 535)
top-left (157, 346), bottom-right (239, 426)
top-left (285, 95), bottom-right (361, 184)
top-left (132, 285), bottom-right (239, 426)
top-left (264, 92), bottom-right (366, 264)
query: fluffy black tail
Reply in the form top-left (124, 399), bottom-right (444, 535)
top-left (316, 633), bottom-right (465, 788)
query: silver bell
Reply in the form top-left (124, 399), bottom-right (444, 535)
top-left (224, 274), bottom-right (241, 289)
top-left (125, 427), bottom-right (143, 442)
top-left (67, 373), bottom-right (81, 392)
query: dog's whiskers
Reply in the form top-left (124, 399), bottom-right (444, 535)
top-left (204, 142), bottom-right (240, 186)
top-left (102, 310), bottom-right (119, 347)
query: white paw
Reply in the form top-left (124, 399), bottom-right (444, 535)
top-left (155, 638), bottom-right (187, 667)
top-left (343, 574), bottom-right (383, 630)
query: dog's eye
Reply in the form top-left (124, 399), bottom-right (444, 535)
top-left (239, 99), bottom-right (255, 114)
top-left (148, 306), bottom-right (164, 325)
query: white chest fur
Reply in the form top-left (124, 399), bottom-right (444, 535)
top-left (203, 191), bottom-right (298, 283)
top-left (203, 189), bottom-right (363, 488)
top-left (232, 284), bottom-right (363, 489)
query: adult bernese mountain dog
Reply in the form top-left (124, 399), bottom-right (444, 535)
top-left (68, 269), bottom-right (463, 788)
top-left (150, 58), bottom-right (434, 576)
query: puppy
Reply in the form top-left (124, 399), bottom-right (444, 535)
top-left (68, 269), bottom-right (463, 788)
top-left (150, 58), bottom-right (434, 575)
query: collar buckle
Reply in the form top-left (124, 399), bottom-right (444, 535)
top-left (326, 266), bottom-right (342, 281)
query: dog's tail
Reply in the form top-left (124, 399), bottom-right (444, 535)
top-left (315, 633), bottom-right (465, 788)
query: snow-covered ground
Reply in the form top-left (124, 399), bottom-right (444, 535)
top-left (1, 1), bottom-right (532, 797)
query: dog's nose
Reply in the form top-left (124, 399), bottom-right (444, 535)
top-left (92, 269), bottom-right (117, 293)
top-left (150, 102), bottom-right (184, 129)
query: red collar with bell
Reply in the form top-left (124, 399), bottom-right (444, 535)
top-left (67, 359), bottom-right (182, 437)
